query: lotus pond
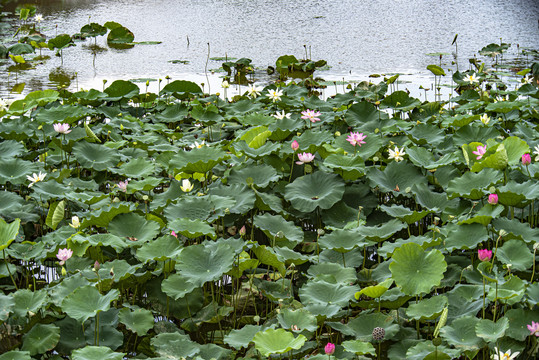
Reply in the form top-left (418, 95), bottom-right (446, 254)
top-left (2, 4), bottom-right (539, 360)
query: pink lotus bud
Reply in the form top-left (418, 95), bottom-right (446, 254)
top-left (291, 140), bottom-right (299, 151)
top-left (171, 231), bottom-right (177, 238)
top-left (324, 343), bottom-right (335, 355)
top-left (93, 261), bottom-right (100, 271)
top-left (239, 225), bottom-right (246, 236)
top-left (478, 249), bottom-right (492, 262)
top-left (522, 153), bottom-right (531, 165)
top-left (488, 193), bottom-right (498, 205)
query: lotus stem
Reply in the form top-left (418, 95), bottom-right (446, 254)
top-left (3, 249), bottom-right (17, 290)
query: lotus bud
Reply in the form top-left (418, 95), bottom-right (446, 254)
top-left (93, 261), bottom-right (100, 271)
top-left (317, 229), bottom-right (325, 236)
top-left (61, 266), bottom-right (67, 276)
top-left (324, 343), bottom-right (335, 355)
top-left (239, 225), bottom-right (246, 236)
top-left (522, 153), bottom-right (531, 165)
top-left (291, 140), bottom-right (299, 151)
top-left (488, 193), bottom-right (498, 205)
top-left (478, 249), bottom-right (492, 262)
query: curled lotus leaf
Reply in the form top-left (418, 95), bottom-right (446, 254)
top-left (254, 213), bottom-right (303, 248)
top-left (475, 317), bottom-right (509, 343)
top-left (406, 295), bottom-right (448, 320)
top-left (224, 324), bottom-right (263, 350)
top-left (284, 171), bottom-right (345, 212)
top-left (253, 328), bottom-right (307, 357)
top-left (446, 168), bottom-right (503, 200)
top-left (0, 218), bottom-right (20, 251)
top-left (342, 340), bottom-right (376, 356)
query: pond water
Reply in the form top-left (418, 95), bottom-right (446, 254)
top-left (1, 0), bottom-right (539, 98)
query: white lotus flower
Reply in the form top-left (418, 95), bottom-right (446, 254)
top-left (464, 73), bottom-right (479, 84)
top-left (34, 14), bottom-right (43, 23)
top-left (273, 110), bottom-right (291, 120)
top-left (27, 172), bottom-right (47, 187)
top-left (492, 347), bottom-right (519, 360)
top-left (69, 216), bottom-right (80, 229)
top-left (266, 88), bottom-right (283, 102)
top-left (480, 114), bottom-right (490, 125)
top-left (247, 84), bottom-right (261, 99)
top-left (388, 146), bottom-right (406, 162)
top-left (190, 140), bottom-right (205, 149)
top-left (53, 123), bottom-right (72, 134)
top-left (180, 179), bottom-right (194, 192)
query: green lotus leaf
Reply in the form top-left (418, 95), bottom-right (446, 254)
top-left (107, 26), bottom-right (134, 44)
top-left (330, 312), bottom-right (399, 341)
top-left (446, 168), bottom-right (503, 199)
top-left (345, 100), bottom-right (389, 129)
top-left (21, 323), bottom-right (60, 356)
top-left (284, 171), bottom-right (345, 212)
top-left (0, 158), bottom-right (36, 185)
top-left (136, 235), bottom-right (182, 263)
top-left (342, 340), bottom-right (376, 356)
top-left (277, 308), bottom-right (318, 333)
top-left (406, 146), bottom-right (455, 169)
top-left (80, 22), bottom-right (107, 37)
top-left (0, 192), bottom-right (38, 222)
top-left (12, 289), bottom-right (47, 317)
top-left (190, 103), bottom-right (224, 125)
top-left (323, 153), bottom-right (365, 180)
top-left (440, 316), bottom-right (484, 350)
top-left (380, 204), bottom-right (433, 224)
top-left (227, 164), bottom-right (280, 188)
top-left (80, 202), bottom-right (137, 229)
top-left (197, 343), bottom-right (233, 360)
top-left (407, 123), bottom-right (446, 146)
top-left (318, 228), bottom-right (371, 253)
top-left (496, 239), bottom-right (533, 271)
top-left (232, 140), bottom-right (281, 159)
top-left (0, 293), bottom-right (14, 321)
top-left (475, 317), bottom-right (509, 343)
top-left (308, 262), bottom-right (357, 284)
top-left (485, 100), bottom-right (521, 113)
top-left (61, 286), bottom-right (119, 323)
top-left (239, 112), bottom-right (275, 126)
top-left (127, 176), bottom-right (163, 192)
top-left (255, 190), bottom-right (284, 213)
top-left (253, 328), bottom-right (307, 357)
top-left (492, 218), bottom-right (539, 244)
top-left (224, 324), bottom-right (263, 350)
top-left (7, 241), bottom-right (46, 261)
top-left (176, 243), bottom-right (235, 286)
top-left (0, 140), bottom-right (25, 158)
top-left (72, 346), bottom-right (125, 360)
top-left (72, 233), bottom-right (128, 253)
top-left (94, 260), bottom-right (141, 282)
top-left (169, 218), bottom-right (216, 239)
top-left (505, 308), bottom-right (538, 341)
top-left (470, 144), bottom-right (508, 172)
top-left (458, 204), bottom-right (503, 226)
top-left (239, 126), bottom-right (271, 149)
top-left (152, 103), bottom-right (188, 123)
top-left (254, 213), bottom-right (303, 248)
top-left (526, 282), bottom-right (539, 306)
top-left (487, 275), bottom-right (526, 305)
top-left (73, 142), bottom-right (121, 171)
top-left (406, 342), bottom-right (460, 360)
top-left (0, 352), bottom-right (31, 360)
top-left (29, 180), bottom-right (68, 201)
top-left (443, 113), bottom-right (478, 127)
top-left (151, 332), bottom-right (200, 358)
top-left (299, 280), bottom-right (359, 307)
top-left (110, 157), bottom-right (156, 178)
top-left (0, 217), bottom-right (20, 251)
top-left (170, 146), bottom-right (229, 174)
top-left (453, 125), bottom-right (500, 147)
top-left (379, 234), bottom-right (438, 258)
top-left (49, 273), bottom-right (91, 306)
top-left (35, 104), bottom-right (93, 125)
top-left (356, 219), bottom-right (407, 242)
top-left (208, 184), bottom-right (256, 214)
top-left (273, 246), bottom-right (312, 266)
top-left (443, 223), bottom-right (488, 251)
top-left (367, 161), bottom-right (427, 193)
top-left (48, 34), bottom-right (73, 50)
top-left (160, 80), bottom-right (202, 98)
top-left (165, 197), bottom-right (215, 222)
top-left (335, 131), bottom-right (385, 160)
top-left (108, 212), bottom-right (160, 244)
top-left (406, 295), bottom-right (448, 320)
top-left (390, 243), bottom-right (447, 296)
top-left (380, 90), bottom-right (421, 111)
top-left (292, 129), bottom-right (333, 154)
top-left (161, 274), bottom-right (197, 300)
top-left (118, 307), bottom-right (154, 336)
top-left (355, 278), bottom-right (394, 299)
top-left (497, 180), bottom-right (539, 206)
top-left (252, 245), bottom-right (286, 276)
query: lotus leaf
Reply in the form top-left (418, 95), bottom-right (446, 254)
top-left (252, 245), bottom-right (286, 276)
top-left (73, 142), bottom-right (121, 171)
top-left (107, 26), bottom-right (134, 45)
top-left (406, 146), bottom-right (455, 169)
top-left (176, 243), bottom-right (235, 286)
top-left (323, 153), bottom-right (365, 180)
top-left (12, 289), bottom-right (47, 317)
top-left (496, 239), bottom-right (533, 271)
top-left (307, 262), bottom-right (357, 284)
top-left (61, 286), bottom-right (119, 323)
top-left (21, 323), bottom-right (60, 355)
top-left (224, 324), bottom-right (263, 349)
top-left (168, 218), bottom-right (216, 239)
top-left (277, 308), bottom-right (318, 333)
top-left (170, 146), bottom-right (229, 174)
top-left (71, 346), bottom-right (125, 360)
top-left (330, 312), bottom-right (399, 341)
top-left (160, 80), bottom-right (202, 97)
top-left (0, 352), bottom-right (31, 360)
top-left (446, 168), bottom-right (503, 199)
top-left (475, 317), bottom-right (509, 343)
top-left (367, 161), bottom-right (427, 193)
top-left (0, 158), bottom-right (36, 185)
top-left (136, 235), bottom-right (182, 263)
top-left (254, 213), bottom-right (303, 248)
top-left (108, 212), bottom-right (160, 243)
top-left (406, 295), bottom-right (448, 320)
top-left (440, 316), bottom-right (484, 350)
top-left (110, 157), bottom-right (156, 178)
top-left (381, 90), bottom-right (421, 111)
top-left (0, 218), bottom-right (20, 251)
top-left (253, 328), bottom-right (307, 357)
top-left (299, 280), bottom-right (359, 307)
top-left (443, 223), bottom-right (488, 251)
top-left (355, 278), bottom-right (394, 299)
top-left (161, 274), bottom-right (197, 300)
top-left (342, 340), bottom-right (376, 355)
top-left (0, 293), bottom-right (14, 321)
top-left (227, 163), bottom-right (280, 188)
top-left (118, 307), bottom-right (154, 336)
top-left (284, 171), bottom-right (345, 212)
top-left (197, 343), bottom-right (233, 360)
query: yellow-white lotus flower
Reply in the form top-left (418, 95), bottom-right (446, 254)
top-left (480, 114), bottom-right (490, 125)
top-left (27, 171), bottom-right (47, 187)
top-left (266, 89), bottom-right (283, 102)
top-left (247, 84), bottom-right (261, 98)
top-left (180, 179), bottom-right (194, 192)
top-left (464, 73), bottom-right (479, 84)
top-left (492, 347), bottom-right (519, 360)
top-left (69, 216), bottom-right (80, 229)
top-left (388, 146), bottom-right (406, 162)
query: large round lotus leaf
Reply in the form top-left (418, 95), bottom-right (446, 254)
top-left (254, 213), bottom-right (303, 248)
top-left (318, 229), bottom-right (370, 253)
top-left (8, 241), bottom-right (46, 261)
top-left (29, 180), bottom-right (67, 201)
top-left (330, 312), bottom-right (399, 341)
top-left (443, 223), bottom-right (488, 251)
top-left (273, 246), bottom-right (311, 266)
top-left (21, 323), bottom-right (60, 355)
top-left (0, 352), bottom-right (31, 360)
top-left (197, 343), bottom-right (233, 360)
top-left (252, 245), bottom-right (286, 276)
top-left (366, 161), bottom-right (427, 193)
top-left (253, 328), bottom-right (307, 357)
top-left (54, 316), bottom-right (86, 354)
top-left (284, 171), bottom-right (345, 212)
top-left (355, 278), bottom-right (394, 299)
top-left (161, 274), bottom-right (197, 300)
top-left (292, 130), bottom-right (333, 154)
top-left (307, 262), bottom-right (357, 284)
top-left (0, 158), bottom-right (36, 185)
top-left (0, 294), bottom-right (14, 321)
top-left (107, 26), bottom-right (134, 44)
top-left (12, 289), bottom-right (47, 317)
top-left (323, 154), bottom-right (365, 180)
top-left (73, 233), bottom-right (128, 253)
top-left (232, 141), bottom-right (281, 159)
top-left (406, 342), bottom-right (460, 360)
top-left (135, 235), bottom-right (182, 263)
top-left (407, 123), bottom-right (446, 147)
top-left (335, 132), bottom-right (385, 160)
top-left (61, 286), bottom-right (119, 323)
top-left (165, 196), bottom-right (234, 223)
top-left (446, 168), bottom-right (503, 200)
top-left (380, 204), bottom-right (433, 224)
top-left (209, 184), bottom-right (255, 214)
top-left (110, 157), bottom-right (156, 178)
top-left (176, 243), bottom-right (235, 286)
top-left (505, 308), bottom-right (538, 341)
top-left (160, 80), bottom-right (202, 97)
top-left (342, 340), bottom-right (376, 356)
top-left (0, 140), bottom-right (24, 158)
top-left (390, 243), bottom-right (447, 296)
top-left (440, 316), bottom-right (484, 350)
top-left (344, 100), bottom-right (390, 130)
top-left (72, 346), bottom-right (125, 360)
top-left (379, 234), bottom-right (437, 258)
top-left (151, 332), bottom-right (199, 358)
top-left (405, 295), bottom-right (448, 320)
top-left (80, 22), bottom-right (107, 37)
top-left (299, 280), bottom-right (359, 307)
top-left (49, 273), bottom-right (91, 306)
top-left (496, 239), bottom-right (533, 271)
top-left (73, 142), bottom-right (121, 171)
top-left (357, 219), bottom-right (407, 242)
top-left (487, 275), bottom-right (525, 305)
top-left (526, 282), bottom-right (539, 305)
top-left (475, 317), bottom-right (509, 343)
top-left (227, 164), bottom-right (280, 188)
top-left (151, 103), bottom-right (188, 123)
top-left (497, 180), bottom-right (539, 206)
top-left (492, 218), bottom-right (539, 244)
top-left (118, 307), bottom-right (154, 336)
top-left (225, 98), bottom-right (263, 115)
top-left (108, 212), bottom-right (160, 244)
top-left (168, 218), bottom-right (216, 239)
top-left (501, 136), bottom-right (530, 165)
top-left (277, 308), bottom-right (318, 333)
top-left (224, 324), bottom-right (263, 350)
top-left (0, 217), bottom-right (20, 251)
top-left (80, 202), bottom-right (137, 229)
top-left (170, 146), bottom-right (229, 174)
top-left (412, 185), bottom-right (452, 211)
top-left (380, 90), bottom-right (421, 111)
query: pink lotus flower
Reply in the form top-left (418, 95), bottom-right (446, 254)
top-left (118, 180), bottom-right (128, 192)
top-left (346, 132), bottom-right (367, 147)
top-left (57, 248), bottom-right (73, 265)
top-left (478, 249), bottom-right (492, 262)
top-left (527, 321), bottom-right (539, 336)
top-left (171, 231), bottom-right (177, 238)
top-left (324, 343), bottom-right (335, 355)
top-left (488, 193), bottom-right (498, 205)
top-left (472, 145), bottom-right (487, 160)
top-left (291, 140), bottom-right (299, 151)
top-left (301, 109), bottom-right (321, 123)
top-left (296, 152), bottom-right (315, 165)
top-left (239, 225), bottom-right (246, 236)
top-left (521, 153), bottom-right (531, 165)
top-left (53, 123), bottom-right (71, 134)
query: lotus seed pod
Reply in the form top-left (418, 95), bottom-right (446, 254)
top-left (372, 326), bottom-right (385, 341)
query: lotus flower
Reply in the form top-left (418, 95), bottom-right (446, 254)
top-left (492, 347), bottom-right (519, 360)
top-left (118, 180), bottom-right (128, 192)
top-left (465, 73), bottom-right (479, 84)
top-left (527, 321), bottom-right (539, 336)
top-left (296, 152), bottom-right (315, 165)
top-left (180, 179), bottom-right (194, 192)
top-left (388, 146), bottom-right (406, 162)
top-left (266, 89), bottom-right (283, 102)
top-left (521, 153), bottom-right (531, 165)
top-left (247, 84), bottom-right (261, 98)
top-left (301, 109), bottom-right (321, 123)
top-left (324, 343), bottom-right (335, 355)
top-left (534, 145), bottom-right (539, 161)
top-left (346, 132), bottom-right (367, 147)
top-left (34, 14), bottom-right (43, 23)
top-left (189, 140), bottom-right (205, 149)
top-left (27, 171), bottom-right (47, 187)
top-left (478, 249), bottom-right (492, 262)
top-left (472, 145), bottom-right (487, 160)
top-left (480, 114), bottom-right (490, 125)
top-left (488, 193), bottom-right (498, 205)
top-left (274, 110), bottom-right (291, 120)
top-left (56, 248), bottom-right (73, 266)
top-left (69, 216), bottom-right (80, 229)
top-left (291, 140), bottom-right (299, 151)
top-left (53, 123), bottom-right (72, 134)
top-left (171, 231), bottom-right (177, 238)
top-left (239, 225), bottom-right (246, 236)
top-left (221, 80), bottom-right (230, 88)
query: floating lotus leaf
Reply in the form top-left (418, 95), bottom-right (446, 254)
top-left (160, 80), bottom-right (202, 98)
top-left (277, 308), bottom-right (318, 333)
top-left (135, 235), bottom-right (182, 263)
top-left (284, 171), bottom-right (345, 212)
top-left (176, 243), bottom-right (235, 286)
top-left (0, 218), bottom-right (20, 251)
top-left (12, 289), bottom-right (47, 317)
top-left (110, 157), bottom-right (156, 178)
top-left (118, 307), bottom-right (154, 336)
top-left (61, 286), bottom-right (119, 323)
top-left (21, 323), bottom-right (60, 355)
top-left (161, 274), bottom-right (197, 300)
top-left (0, 140), bottom-right (24, 158)
top-left (254, 213), bottom-right (303, 248)
top-left (71, 346), bottom-right (125, 360)
top-left (440, 316), bottom-right (484, 350)
top-left (496, 239), bottom-right (533, 271)
top-left (108, 213), bottom-right (160, 244)
top-left (299, 280), bottom-right (359, 307)
top-left (224, 324), bottom-right (263, 349)
top-left (342, 340), bottom-right (376, 356)
top-left (443, 223), bottom-right (488, 251)
top-left (406, 295), bottom-right (448, 320)
top-left (0, 158), bottom-right (36, 185)
top-left (107, 26), bottom-right (134, 45)
top-left (253, 328), bottom-right (307, 357)
top-left (475, 317), bottom-right (509, 343)
top-left (227, 164), bottom-right (280, 188)
top-left (381, 90), bottom-right (421, 111)
top-left (367, 160), bottom-right (427, 193)
top-left (323, 154), bottom-right (365, 180)
top-left (170, 146), bottom-right (229, 174)
top-left (390, 243), bottom-right (447, 296)
top-left (406, 146), bottom-right (455, 169)
top-left (446, 168), bottom-right (503, 200)
top-left (73, 142), bottom-right (121, 171)
top-left (169, 218), bottom-right (216, 239)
